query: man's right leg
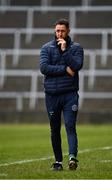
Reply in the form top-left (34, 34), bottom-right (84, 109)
top-left (45, 94), bottom-right (62, 163)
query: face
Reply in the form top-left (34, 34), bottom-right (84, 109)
top-left (55, 24), bottom-right (70, 39)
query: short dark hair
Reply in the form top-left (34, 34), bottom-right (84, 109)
top-left (54, 19), bottom-right (69, 28)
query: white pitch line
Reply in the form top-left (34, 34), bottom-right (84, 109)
top-left (0, 156), bottom-right (53, 167)
top-left (78, 146), bottom-right (112, 153)
top-left (98, 160), bottom-right (112, 163)
top-left (0, 146), bottom-right (112, 167)
top-left (0, 173), bottom-right (7, 176)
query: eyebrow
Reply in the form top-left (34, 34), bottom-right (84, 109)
top-left (55, 29), bottom-right (66, 32)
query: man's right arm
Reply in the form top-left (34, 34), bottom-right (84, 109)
top-left (40, 46), bottom-right (66, 76)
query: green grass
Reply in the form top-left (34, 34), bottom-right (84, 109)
top-left (0, 124), bottom-right (112, 179)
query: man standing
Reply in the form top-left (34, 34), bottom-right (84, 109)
top-left (40, 19), bottom-right (84, 170)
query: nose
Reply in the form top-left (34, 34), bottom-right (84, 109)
top-left (58, 32), bottom-right (62, 38)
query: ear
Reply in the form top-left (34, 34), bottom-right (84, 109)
top-left (68, 28), bottom-right (70, 34)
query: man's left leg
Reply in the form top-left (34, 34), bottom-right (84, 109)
top-left (63, 92), bottom-right (79, 170)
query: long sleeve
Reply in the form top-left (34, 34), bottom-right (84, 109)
top-left (40, 46), bottom-right (66, 76)
top-left (63, 44), bottom-right (84, 72)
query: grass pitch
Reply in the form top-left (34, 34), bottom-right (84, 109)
top-left (0, 124), bottom-right (112, 179)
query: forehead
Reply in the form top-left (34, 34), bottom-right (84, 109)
top-left (55, 24), bottom-right (67, 30)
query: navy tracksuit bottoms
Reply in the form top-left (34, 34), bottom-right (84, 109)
top-left (45, 91), bottom-right (79, 162)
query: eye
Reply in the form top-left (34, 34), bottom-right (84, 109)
top-left (56, 30), bottom-right (60, 33)
top-left (55, 30), bottom-right (65, 33)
